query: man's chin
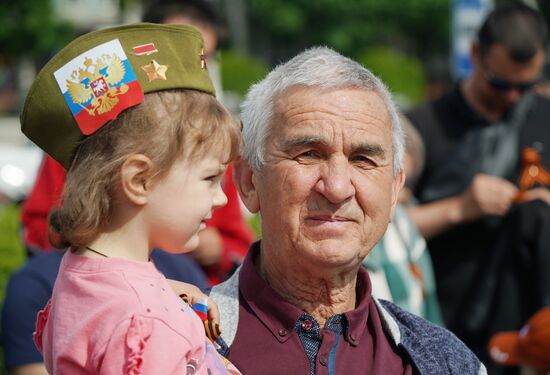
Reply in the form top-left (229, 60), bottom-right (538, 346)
top-left (301, 239), bottom-right (364, 268)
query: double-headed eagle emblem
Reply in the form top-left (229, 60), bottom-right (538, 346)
top-left (66, 53), bottom-right (128, 115)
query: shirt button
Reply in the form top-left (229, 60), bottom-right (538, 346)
top-left (278, 328), bottom-right (288, 337)
top-left (302, 319), bottom-right (313, 331)
top-left (319, 355), bottom-right (328, 366)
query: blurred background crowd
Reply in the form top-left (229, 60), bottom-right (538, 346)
top-left (1, 0), bottom-right (550, 374)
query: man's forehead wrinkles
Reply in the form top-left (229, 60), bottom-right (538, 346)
top-left (360, 110), bottom-right (389, 126)
top-left (281, 107), bottom-right (341, 125)
top-left (280, 110), bottom-right (389, 133)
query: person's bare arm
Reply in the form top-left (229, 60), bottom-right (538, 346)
top-left (407, 196), bottom-right (464, 239)
top-left (191, 227), bottom-right (223, 266)
top-left (408, 174), bottom-right (518, 239)
top-left (10, 363), bottom-right (49, 375)
top-left (165, 279), bottom-right (220, 324)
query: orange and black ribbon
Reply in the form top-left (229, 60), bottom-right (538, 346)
top-left (179, 293), bottom-right (221, 343)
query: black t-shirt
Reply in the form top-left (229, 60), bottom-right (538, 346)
top-left (406, 86), bottom-right (550, 327)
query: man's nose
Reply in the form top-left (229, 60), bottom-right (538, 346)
top-left (314, 156), bottom-right (355, 204)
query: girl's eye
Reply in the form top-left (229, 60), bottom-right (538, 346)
top-left (205, 173), bottom-right (223, 185)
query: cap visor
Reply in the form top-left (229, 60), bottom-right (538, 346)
top-left (488, 332), bottom-right (522, 366)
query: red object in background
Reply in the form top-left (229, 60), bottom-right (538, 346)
top-left (21, 156), bottom-right (66, 251)
top-left (20, 156), bottom-right (253, 284)
top-left (488, 307), bottom-right (550, 371)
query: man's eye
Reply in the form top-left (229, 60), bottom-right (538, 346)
top-left (351, 155), bottom-right (376, 167)
top-left (297, 150), bottom-right (318, 159)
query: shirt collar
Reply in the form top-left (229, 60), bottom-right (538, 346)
top-left (239, 241), bottom-right (373, 346)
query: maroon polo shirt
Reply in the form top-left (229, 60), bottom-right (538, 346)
top-left (228, 243), bottom-right (414, 374)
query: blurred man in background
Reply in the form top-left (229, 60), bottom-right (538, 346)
top-left (407, 4), bottom-right (550, 373)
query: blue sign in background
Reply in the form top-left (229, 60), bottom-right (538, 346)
top-left (452, 0), bottom-right (493, 80)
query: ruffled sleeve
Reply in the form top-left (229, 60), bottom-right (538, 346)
top-left (98, 314), bottom-right (197, 375)
top-left (125, 315), bottom-right (153, 374)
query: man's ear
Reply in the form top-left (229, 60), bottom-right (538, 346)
top-left (390, 169), bottom-right (406, 220)
top-left (232, 157), bottom-right (260, 213)
top-left (120, 154), bottom-right (155, 206)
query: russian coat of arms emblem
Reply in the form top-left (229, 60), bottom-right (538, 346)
top-left (66, 53), bottom-right (129, 116)
top-left (54, 39), bottom-right (144, 135)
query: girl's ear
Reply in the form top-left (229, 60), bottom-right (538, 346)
top-left (233, 157), bottom-right (260, 213)
top-left (120, 154), bottom-right (155, 206)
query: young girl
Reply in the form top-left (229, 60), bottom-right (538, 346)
top-left (21, 23), bottom-right (241, 374)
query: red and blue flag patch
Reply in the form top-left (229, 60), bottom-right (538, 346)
top-left (191, 297), bottom-right (209, 321)
top-left (54, 39), bottom-right (144, 135)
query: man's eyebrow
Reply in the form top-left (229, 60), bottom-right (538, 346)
top-left (351, 143), bottom-right (387, 160)
top-left (282, 135), bottom-right (330, 150)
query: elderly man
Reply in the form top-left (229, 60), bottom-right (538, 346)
top-left (210, 47), bottom-right (485, 374)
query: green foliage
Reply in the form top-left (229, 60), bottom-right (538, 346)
top-left (538, 2), bottom-right (550, 29)
top-left (0, 204), bottom-right (26, 375)
top-left (0, 0), bottom-right (74, 59)
top-left (248, 0), bottom-right (451, 60)
top-left (247, 214), bottom-right (262, 239)
top-left (219, 50), bottom-right (269, 96)
top-left (356, 46), bottom-right (426, 105)
top-left (0, 204), bottom-right (26, 304)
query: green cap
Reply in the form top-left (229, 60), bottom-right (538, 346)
top-left (21, 23), bottom-right (215, 169)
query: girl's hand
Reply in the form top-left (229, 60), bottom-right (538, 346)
top-left (165, 279), bottom-right (220, 325)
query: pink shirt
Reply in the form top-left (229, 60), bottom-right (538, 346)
top-left (34, 251), bottom-right (240, 374)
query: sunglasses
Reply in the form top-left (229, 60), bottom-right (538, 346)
top-left (484, 66), bottom-right (539, 93)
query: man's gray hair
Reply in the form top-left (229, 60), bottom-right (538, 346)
top-left (240, 46), bottom-right (404, 175)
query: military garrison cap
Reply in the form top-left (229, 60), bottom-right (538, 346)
top-left (21, 23), bottom-right (215, 169)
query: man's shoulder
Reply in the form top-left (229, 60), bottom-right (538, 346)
top-left (406, 89), bottom-right (461, 131)
top-left (376, 299), bottom-right (486, 375)
top-left (208, 267), bottom-right (241, 349)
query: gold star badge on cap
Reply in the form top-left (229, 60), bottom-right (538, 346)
top-left (141, 60), bottom-right (168, 81)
